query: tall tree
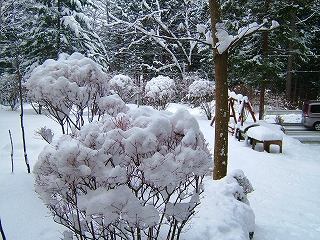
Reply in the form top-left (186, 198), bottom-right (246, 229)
top-left (209, 0), bottom-right (229, 180)
top-left (21, 0), bottom-right (108, 68)
top-left (283, 0), bottom-right (319, 104)
top-left (103, 0), bottom-right (211, 80)
top-left (0, 0), bottom-right (30, 172)
top-left (209, 0), bottom-right (279, 179)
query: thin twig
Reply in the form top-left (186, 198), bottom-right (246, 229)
top-left (0, 218), bottom-right (6, 240)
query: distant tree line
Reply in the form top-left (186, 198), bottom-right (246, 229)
top-left (0, 0), bottom-right (319, 110)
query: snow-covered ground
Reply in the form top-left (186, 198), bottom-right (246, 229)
top-left (1, 103), bottom-right (320, 239)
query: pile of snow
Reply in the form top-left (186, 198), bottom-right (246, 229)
top-left (185, 170), bottom-right (255, 240)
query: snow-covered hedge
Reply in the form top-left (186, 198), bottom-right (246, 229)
top-left (109, 74), bottom-right (137, 103)
top-left (144, 75), bottom-right (175, 110)
top-left (25, 52), bottom-right (109, 133)
top-left (188, 80), bottom-right (215, 120)
top-left (33, 106), bottom-right (212, 239)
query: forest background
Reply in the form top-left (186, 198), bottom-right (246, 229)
top-left (0, 0), bottom-right (319, 111)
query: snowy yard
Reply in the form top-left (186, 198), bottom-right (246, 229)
top-left (1, 103), bottom-right (320, 239)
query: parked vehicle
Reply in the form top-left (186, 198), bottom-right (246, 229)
top-left (302, 101), bottom-right (320, 131)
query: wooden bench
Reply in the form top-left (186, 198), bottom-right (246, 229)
top-left (251, 139), bottom-right (283, 153)
top-left (246, 126), bottom-right (283, 153)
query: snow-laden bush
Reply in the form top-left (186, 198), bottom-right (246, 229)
top-left (109, 74), bottom-right (137, 103)
top-left (188, 80), bottom-right (215, 120)
top-left (0, 73), bottom-right (20, 110)
top-left (33, 107), bottom-right (212, 239)
top-left (35, 127), bottom-right (54, 144)
top-left (25, 52), bottom-right (109, 133)
top-left (144, 75), bottom-right (175, 110)
top-left (97, 94), bottom-right (129, 119)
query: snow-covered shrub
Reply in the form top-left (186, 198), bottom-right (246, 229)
top-left (177, 72), bottom-right (201, 102)
top-left (109, 74), bottom-right (137, 103)
top-left (33, 107), bottom-right (212, 239)
top-left (35, 127), bottom-right (54, 144)
top-left (188, 80), bottom-right (215, 120)
top-left (0, 73), bottom-right (20, 110)
top-left (230, 169), bottom-right (254, 204)
top-left (97, 94), bottom-right (129, 119)
top-left (25, 52), bottom-right (109, 133)
top-left (144, 75), bottom-right (175, 110)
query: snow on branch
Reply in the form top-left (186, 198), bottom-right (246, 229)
top-left (196, 19), bottom-right (280, 53)
top-left (216, 20), bottom-right (280, 54)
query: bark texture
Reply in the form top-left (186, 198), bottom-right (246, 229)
top-left (209, 0), bottom-right (229, 180)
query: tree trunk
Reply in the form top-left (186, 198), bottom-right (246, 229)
top-left (0, 0), bottom-right (3, 27)
top-left (285, 8), bottom-right (296, 103)
top-left (213, 51), bottom-right (229, 180)
top-left (56, 0), bottom-right (62, 57)
top-left (259, 0), bottom-right (269, 120)
top-left (16, 50), bottom-right (30, 173)
top-left (259, 32), bottom-right (268, 120)
top-left (259, 82), bottom-right (265, 120)
top-left (209, 0), bottom-right (229, 180)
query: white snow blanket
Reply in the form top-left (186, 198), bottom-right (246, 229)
top-left (246, 126), bottom-right (283, 141)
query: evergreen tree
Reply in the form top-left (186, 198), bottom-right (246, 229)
top-left (21, 0), bottom-right (108, 68)
top-left (0, 0), bottom-right (30, 108)
top-left (226, 0), bottom-right (319, 106)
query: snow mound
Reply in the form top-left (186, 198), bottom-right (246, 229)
top-left (247, 126), bottom-right (283, 141)
top-left (184, 170), bottom-right (255, 240)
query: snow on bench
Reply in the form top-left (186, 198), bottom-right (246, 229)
top-left (246, 126), bottom-right (283, 153)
